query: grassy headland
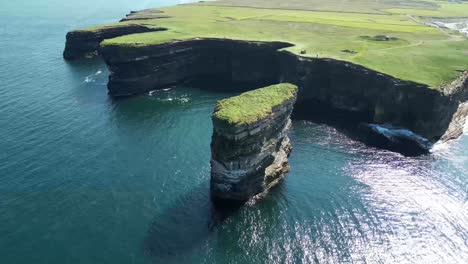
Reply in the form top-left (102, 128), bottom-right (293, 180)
top-left (89, 0), bottom-right (467, 88)
top-left (213, 83), bottom-right (297, 125)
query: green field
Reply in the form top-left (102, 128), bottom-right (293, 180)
top-left (213, 83), bottom-right (297, 125)
top-left (88, 0), bottom-right (468, 88)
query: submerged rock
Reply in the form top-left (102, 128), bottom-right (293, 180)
top-left (358, 123), bottom-right (432, 156)
top-left (210, 83), bottom-right (298, 204)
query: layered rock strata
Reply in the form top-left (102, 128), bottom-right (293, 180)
top-left (210, 84), bottom-right (298, 202)
top-left (97, 37), bottom-right (465, 142)
top-left (98, 39), bottom-right (291, 96)
top-left (64, 30), bottom-right (468, 146)
top-left (441, 102), bottom-right (468, 142)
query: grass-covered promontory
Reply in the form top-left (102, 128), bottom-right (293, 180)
top-left (213, 83), bottom-right (298, 126)
top-left (88, 0), bottom-right (467, 88)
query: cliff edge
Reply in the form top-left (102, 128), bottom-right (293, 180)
top-left (62, 1), bottom-right (468, 151)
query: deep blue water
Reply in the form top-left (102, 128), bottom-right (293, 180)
top-left (0, 1), bottom-right (467, 263)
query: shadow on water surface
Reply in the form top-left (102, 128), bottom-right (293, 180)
top-left (107, 87), bottom-right (208, 127)
top-left (62, 57), bottom-right (112, 104)
top-left (143, 182), bottom-right (243, 262)
top-left (64, 57), bottom-right (106, 77)
top-left (143, 179), bottom-right (288, 263)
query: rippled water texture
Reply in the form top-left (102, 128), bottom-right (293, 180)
top-left (0, 1), bottom-right (467, 263)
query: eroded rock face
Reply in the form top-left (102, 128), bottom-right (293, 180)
top-left (278, 53), bottom-right (462, 142)
top-left (96, 38), bottom-right (465, 143)
top-left (63, 25), bottom-right (162, 60)
top-left (64, 26), bottom-right (467, 148)
top-left (440, 71), bottom-right (468, 143)
top-left (440, 102), bottom-right (468, 142)
top-left (99, 39), bottom-right (291, 96)
top-left (210, 85), bottom-right (297, 203)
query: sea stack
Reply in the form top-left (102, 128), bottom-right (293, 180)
top-left (210, 83), bottom-right (298, 204)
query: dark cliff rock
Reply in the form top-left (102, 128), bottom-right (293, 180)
top-left (210, 84), bottom-right (298, 203)
top-left (99, 39), bottom-right (292, 96)
top-left (440, 102), bottom-right (468, 142)
top-left (62, 23), bottom-right (468, 151)
top-left (98, 37), bottom-right (464, 145)
top-left (278, 53), bottom-right (461, 142)
top-left (63, 25), bottom-right (163, 60)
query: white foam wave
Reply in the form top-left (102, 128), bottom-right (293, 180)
top-left (431, 141), bottom-right (450, 154)
top-left (83, 69), bottom-right (102, 83)
top-left (83, 76), bottom-right (95, 83)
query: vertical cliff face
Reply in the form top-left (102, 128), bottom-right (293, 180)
top-left (210, 84), bottom-right (298, 203)
top-left (97, 38), bottom-right (464, 143)
top-left (277, 53), bottom-right (460, 142)
top-left (64, 32), bottom-right (467, 147)
top-left (99, 39), bottom-right (291, 96)
top-left (440, 71), bottom-right (468, 142)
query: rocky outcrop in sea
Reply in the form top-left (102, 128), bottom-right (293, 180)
top-left (210, 84), bottom-right (298, 203)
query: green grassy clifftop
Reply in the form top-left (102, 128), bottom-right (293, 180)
top-left (75, 0), bottom-right (467, 88)
top-left (213, 83), bottom-right (298, 126)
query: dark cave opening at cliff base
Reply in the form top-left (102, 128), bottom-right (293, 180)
top-left (291, 98), bottom-right (431, 156)
top-left (291, 98), bottom-right (374, 128)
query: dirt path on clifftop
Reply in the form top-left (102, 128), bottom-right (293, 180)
top-left (378, 41), bottom-right (423, 51)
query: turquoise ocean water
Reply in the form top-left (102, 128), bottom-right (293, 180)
top-left (0, 1), bottom-right (467, 263)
